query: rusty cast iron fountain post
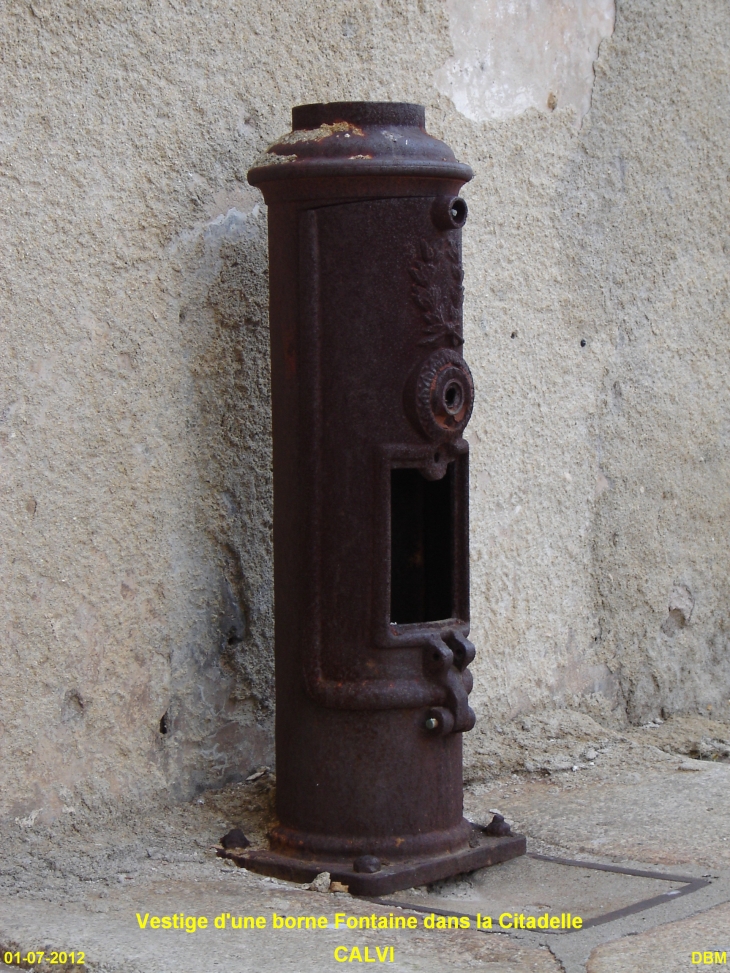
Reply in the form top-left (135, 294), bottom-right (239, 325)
top-left (221, 102), bottom-right (524, 894)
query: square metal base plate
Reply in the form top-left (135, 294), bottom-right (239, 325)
top-left (216, 828), bottom-right (526, 896)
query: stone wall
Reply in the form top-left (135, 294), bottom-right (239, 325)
top-left (1, 0), bottom-right (728, 821)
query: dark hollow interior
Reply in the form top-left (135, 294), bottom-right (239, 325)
top-left (390, 465), bottom-right (453, 624)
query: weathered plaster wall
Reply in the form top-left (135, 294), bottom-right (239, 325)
top-left (1, 0), bottom-right (728, 821)
top-left (436, 0), bottom-right (615, 122)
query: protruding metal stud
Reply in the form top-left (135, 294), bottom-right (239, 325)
top-left (353, 855), bottom-right (382, 873)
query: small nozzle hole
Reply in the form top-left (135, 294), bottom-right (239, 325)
top-left (449, 198), bottom-right (468, 225)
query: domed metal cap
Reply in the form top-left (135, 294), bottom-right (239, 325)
top-left (248, 101), bottom-right (473, 186)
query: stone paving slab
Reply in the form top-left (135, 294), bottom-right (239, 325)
top-left (0, 863), bottom-right (562, 973)
top-left (466, 760), bottom-right (730, 868)
top-left (586, 902), bottom-right (730, 973)
top-left (385, 852), bottom-right (689, 923)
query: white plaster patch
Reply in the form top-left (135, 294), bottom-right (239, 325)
top-left (435, 0), bottom-right (615, 123)
top-left (15, 808), bottom-right (42, 828)
top-left (167, 202), bottom-right (264, 277)
top-left (203, 207), bottom-right (256, 247)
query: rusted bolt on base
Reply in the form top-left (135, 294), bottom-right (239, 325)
top-left (353, 856), bottom-right (382, 874)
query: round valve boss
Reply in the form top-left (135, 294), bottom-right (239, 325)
top-left (411, 348), bottom-right (474, 440)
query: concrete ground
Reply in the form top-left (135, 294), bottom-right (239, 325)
top-left (1, 712), bottom-right (729, 972)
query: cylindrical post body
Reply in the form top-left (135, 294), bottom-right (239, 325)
top-left (249, 103), bottom-right (477, 861)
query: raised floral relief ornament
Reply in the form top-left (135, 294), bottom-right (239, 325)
top-left (217, 102), bottom-right (524, 893)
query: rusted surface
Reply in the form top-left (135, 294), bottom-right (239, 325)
top-left (243, 102), bottom-right (523, 891)
top-left (217, 831), bottom-right (527, 897)
top-left (484, 813), bottom-right (513, 837)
